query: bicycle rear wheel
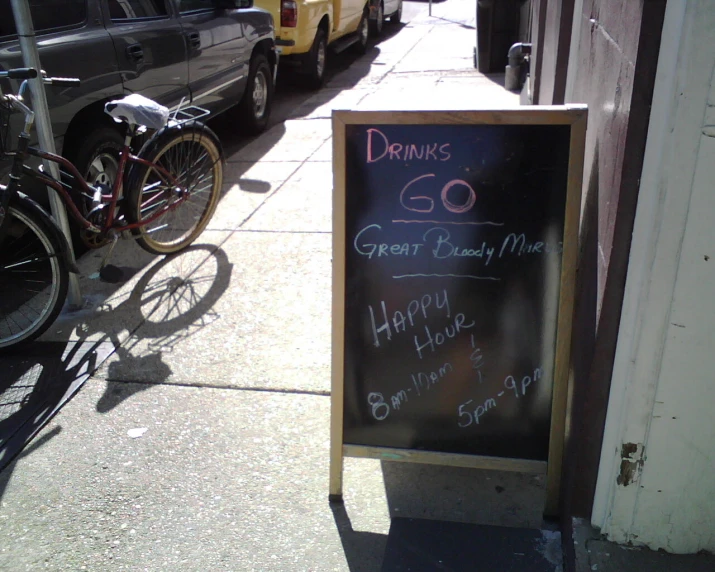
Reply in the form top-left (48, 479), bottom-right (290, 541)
top-left (126, 123), bottom-right (223, 255)
top-left (0, 199), bottom-right (69, 351)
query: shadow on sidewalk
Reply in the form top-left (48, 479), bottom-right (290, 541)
top-left (0, 245), bottom-right (232, 479)
top-left (431, 15), bottom-right (475, 30)
top-left (332, 461), bottom-right (550, 570)
top-left (332, 503), bottom-right (389, 572)
top-left (0, 341), bottom-right (112, 474)
top-left (0, 426), bottom-right (63, 507)
top-left (0, 30), bottom-right (379, 514)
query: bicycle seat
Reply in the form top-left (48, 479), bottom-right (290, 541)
top-left (104, 94), bottom-right (170, 130)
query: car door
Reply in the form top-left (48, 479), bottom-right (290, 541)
top-left (176, 0), bottom-right (250, 114)
top-left (102, 0), bottom-right (190, 109)
top-left (0, 0), bottom-right (125, 208)
top-left (0, 0), bottom-right (121, 143)
top-left (336, 0), bottom-right (364, 36)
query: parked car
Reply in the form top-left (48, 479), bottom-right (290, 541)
top-left (254, 0), bottom-right (377, 89)
top-left (368, 0), bottom-right (402, 37)
top-left (0, 0), bottom-right (276, 204)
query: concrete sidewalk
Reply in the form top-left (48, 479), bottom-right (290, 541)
top-left (2, 0), bottom-right (713, 570)
top-left (0, 3), bottom-right (534, 570)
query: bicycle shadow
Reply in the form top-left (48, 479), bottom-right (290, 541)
top-left (90, 243), bottom-right (233, 412)
top-left (0, 426), bottom-right (62, 512)
top-left (0, 339), bottom-right (109, 472)
top-left (0, 243), bottom-right (233, 474)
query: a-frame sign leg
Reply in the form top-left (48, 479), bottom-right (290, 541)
top-left (329, 448), bottom-right (344, 503)
top-left (329, 416), bottom-right (344, 503)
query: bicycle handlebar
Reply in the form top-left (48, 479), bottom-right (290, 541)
top-left (44, 77), bottom-right (81, 87)
top-left (0, 67), bottom-right (81, 87)
top-left (0, 67), bottom-right (82, 137)
top-left (5, 68), bottom-right (38, 80)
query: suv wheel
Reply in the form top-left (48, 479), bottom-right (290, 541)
top-left (354, 8), bottom-right (370, 54)
top-left (303, 28), bottom-right (328, 90)
top-left (72, 126), bottom-right (125, 209)
top-left (370, 2), bottom-right (384, 37)
top-left (235, 53), bottom-right (273, 135)
top-left (65, 125), bottom-right (125, 253)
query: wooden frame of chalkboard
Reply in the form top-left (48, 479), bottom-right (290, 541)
top-left (329, 107), bottom-right (587, 516)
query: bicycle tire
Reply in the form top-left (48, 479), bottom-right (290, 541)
top-left (126, 122), bottom-right (223, 256)
top-left (0, 197), bottom-right (69, 352)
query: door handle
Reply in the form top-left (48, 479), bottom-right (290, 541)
top-left (187, 32), bottom-right (201, 50)
top-left (126, 43), bottom-right (144, 62)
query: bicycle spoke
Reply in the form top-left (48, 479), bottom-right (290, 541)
top-left (0, 205), bottom-right (66, 349)
top-left (131, 126), bottom-right (221, 254)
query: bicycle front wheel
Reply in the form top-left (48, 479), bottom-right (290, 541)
top-left (0, 199), bottom-right (69, 352)
top-left (127, 123), bottom-right (223, 255)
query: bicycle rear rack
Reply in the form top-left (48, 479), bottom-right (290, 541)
top-left (168, 105), bottom-right (211, 127)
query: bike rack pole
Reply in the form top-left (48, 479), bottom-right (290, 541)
top-left (11, 0), bottom-right (82, 309)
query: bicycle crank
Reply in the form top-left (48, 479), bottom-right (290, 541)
top-left (80, 203), bottom-right (112, 248)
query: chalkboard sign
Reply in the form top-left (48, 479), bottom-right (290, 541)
top-left (330, 108), bottom-right (587, 515)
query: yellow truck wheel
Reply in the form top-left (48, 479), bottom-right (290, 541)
top-left (354, 7), bottom-right (370, 54)
top-left (303, 28), bottom-right (328, 90)
top-left (370, 1), bottom-right (384, 36)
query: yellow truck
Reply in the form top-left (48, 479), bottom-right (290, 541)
top-left (256, 0), bottom-right (402, 89)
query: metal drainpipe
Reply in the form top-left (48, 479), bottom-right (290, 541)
top-left (505, 42), bottom-right (532, 91)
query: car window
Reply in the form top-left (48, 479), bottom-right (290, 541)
top-left (179, 0), bottom-right (251, 11)
top-left (178, 0), bottom-right (213, 12)
top-left (0, 0), bottom-right (87, 38)
top-left (107, 0), bottom-right (169, 20)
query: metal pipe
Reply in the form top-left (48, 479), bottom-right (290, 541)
top-left (508, 42), bottom-right (532, 66)
top-left (505, 42), bottom-right (532, 92)
top-left (10, 0), bottom-right (82, 308)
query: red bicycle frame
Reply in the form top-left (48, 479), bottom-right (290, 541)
top-left (25, 142), bottom-right (187, 235)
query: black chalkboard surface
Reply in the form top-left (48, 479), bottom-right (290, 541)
top-left (330, 109), bottom-right (587, 515)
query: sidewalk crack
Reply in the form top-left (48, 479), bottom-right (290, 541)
top-left (374, 21), bottom-right (437, 85)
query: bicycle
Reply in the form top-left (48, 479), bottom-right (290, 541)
top-left (0, 67), bottom-right (224, 352)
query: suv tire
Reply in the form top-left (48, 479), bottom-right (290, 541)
top-left (72, 126), bottom-right (125, 208)
top-left (235, 53), bottom-right (273, 135)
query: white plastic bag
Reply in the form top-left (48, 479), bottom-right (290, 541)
top-left (104, 93), bottom-right (170, 130)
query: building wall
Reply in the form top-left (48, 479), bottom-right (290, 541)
top-left (592, 0), bottom-right (715, 553)
top-left (532, 0), bottom-right (573, 104)
top-left (553, 0), bottom-right (665, 518)
top-left (529, 0), bottom-right (548, 101)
